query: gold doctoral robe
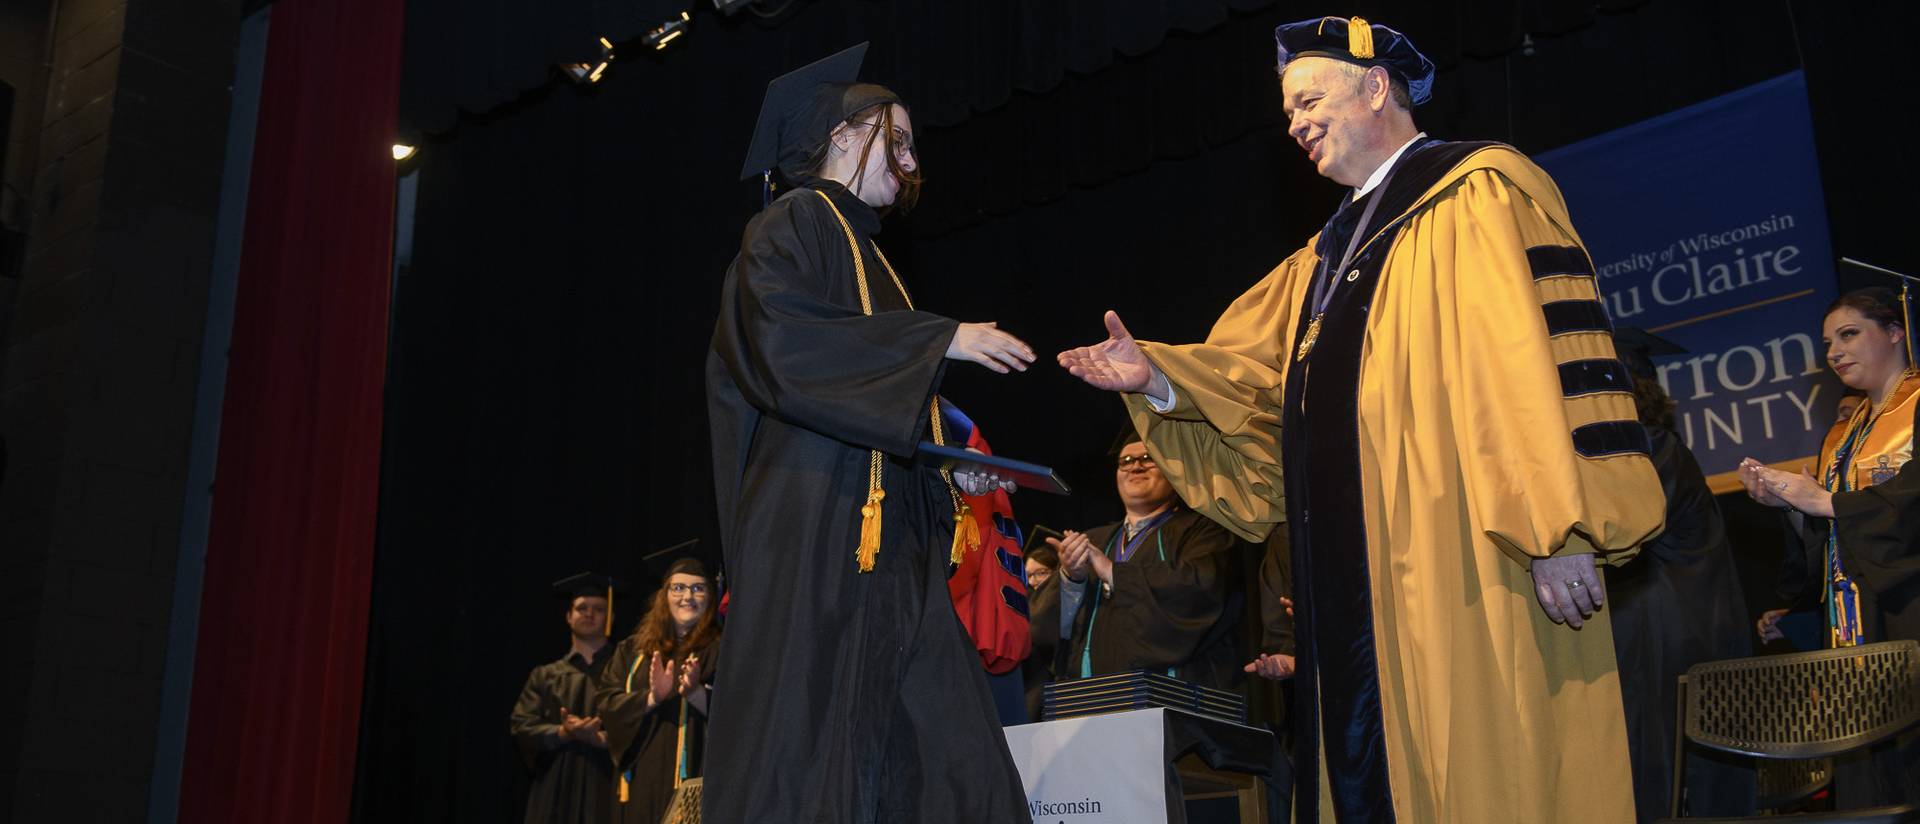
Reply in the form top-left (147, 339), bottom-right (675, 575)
top-left (1124, 141), bottom-right (1664, 823)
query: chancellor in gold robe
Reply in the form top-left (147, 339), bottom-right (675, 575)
top-left (1060, 17), bottom-right (1665, 822)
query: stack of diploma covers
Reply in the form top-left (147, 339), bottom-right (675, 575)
top-left (1041, 671), bottom-right (1245, 724)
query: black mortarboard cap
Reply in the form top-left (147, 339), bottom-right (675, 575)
top-left (1612, 327), bottom-right (1686, 381)
top-left (551, 571), bottom-right (626, 601)
top-left (640, 538), bottom-right (715, 585)
top-left (739, 43), bottom-right (903, 183)
top-left (1021, 525), bottom-right (1060, 568)
top-left (1274, 16), bottom-right (1436, 106)
top-left (552, 571), bottom-right (627, 635)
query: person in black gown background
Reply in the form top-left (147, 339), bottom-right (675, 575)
top-left (1606, 329), bottom-right (1755, 820)
top-left (510, 573), bottom-right (617, 824)
top-left (1021, 535), bottom-right (1060, 722)
top-left (704, 45), bottom-right (1035, 823)
top-left (1046, 433), bottom-right (1244, 690)
top-left (596, 558), bottom-right (720, 824)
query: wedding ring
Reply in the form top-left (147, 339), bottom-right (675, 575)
top-left (1566, 580), bottom-right (1585, 589)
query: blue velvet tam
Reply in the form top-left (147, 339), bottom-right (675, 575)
top-left (1274, 16), bottom-right (1436, 106)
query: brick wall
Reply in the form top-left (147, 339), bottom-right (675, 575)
top-left (0, 1), bottom-right (240, 820)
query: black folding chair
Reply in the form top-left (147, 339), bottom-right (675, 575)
top-left (1660, 639), bottom-right (1920, 823)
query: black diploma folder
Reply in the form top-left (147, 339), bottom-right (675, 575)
top-left (915, 442), bottom-right (1072, 495)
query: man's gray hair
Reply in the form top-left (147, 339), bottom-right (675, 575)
top-left (1278, 59), bottom-right (1413, 112)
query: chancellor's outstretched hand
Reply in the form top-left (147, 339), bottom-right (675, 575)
top-left (1057, 311), bottom-right (1167, 399)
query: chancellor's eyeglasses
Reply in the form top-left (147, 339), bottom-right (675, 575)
top-left (668, 583), bottom-right (709, 596)
top-left (1116, 454), bottom-right (1157, 470)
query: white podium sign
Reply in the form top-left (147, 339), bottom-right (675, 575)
top-left (1005, 708), bottom-right (1169, 823)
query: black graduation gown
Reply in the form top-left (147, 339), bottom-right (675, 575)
top-left (1828, 398), bottom-right (1920, 646)
top-left (511, 647), bottom-right (615, 824)
top-left (1254, 523), bottom-right (1295, 661)
top-left (1789, 399), bottom-right (1920, 807)
top-left (1057, 508), bottom-right (1244, 690)
top-left (1603, 426), bottom-right (1755, 820)
top-left (595, 640), bottom-right (718, 824)
top-left (704, 180), bottom-right (1031, 823)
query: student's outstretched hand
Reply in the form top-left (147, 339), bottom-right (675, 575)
top-left (946, 322), bottom-right (1034, 374)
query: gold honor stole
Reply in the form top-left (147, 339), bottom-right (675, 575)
top-left (1817, 370), bottom-right (1918, 646)
top-left (1819, 373), bottom-right (1919, 492)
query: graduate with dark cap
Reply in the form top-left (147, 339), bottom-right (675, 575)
top-left (593, 545), bottom-right (722, 824)
top-left (510, 572), bottom-right (619, 824)
top-left (704, 44), bottom-right (1032, 823)
top-left (1605, 329), bottom-right (1755, 820)
top-left (1059, 15), bottom-right (1664, 822)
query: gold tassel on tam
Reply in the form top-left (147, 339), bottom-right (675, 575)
top-left (1347, 16), bottom-right (1375, 58)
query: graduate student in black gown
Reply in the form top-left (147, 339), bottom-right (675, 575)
top-left (1607, 329), bottom-right (1755, 821)
top-left (704, 45), bottom-right (1034, 823)
top-left (510, 573), bottom-right (618, 824)
top-left (1046, 432), bottom-right (1244, 690)
top-left (596, 557), bottom-right (720, 824)
top-left (1740, 292), bottom-right (1920, 807)
top-left (1021, 536), bottom-right (1060, 722)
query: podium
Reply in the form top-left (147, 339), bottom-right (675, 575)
top-left (1005, 708), bottom-right (1274, 824)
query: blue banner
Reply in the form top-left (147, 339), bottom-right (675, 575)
top-left (1537, 71), bottom-right (1840, 491)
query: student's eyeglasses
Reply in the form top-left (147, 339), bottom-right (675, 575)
top-left (853, 122), bottom-right (916, 158)
top-left (668, 583), bottom-right (709, 596)
top-left (1116, 454), bottom-right (1157, 470)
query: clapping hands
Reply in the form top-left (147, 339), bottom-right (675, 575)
top-left (1045, 529), bottom-right (1113, 587)
top-left (558, 706), bottom-right (606, 748)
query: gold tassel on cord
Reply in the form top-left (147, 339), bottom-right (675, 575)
top-left (950, 501), bottom-right (981, 565)
top-left (1347, 16), bottom-right (1375, 59)
top-left (855, 447), bottom-right (886, 573)
top-left (856, 486), bottom-right (885, 572)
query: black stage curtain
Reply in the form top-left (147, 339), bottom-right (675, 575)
top-left (400, 0), bottom-right (1660, 137)
top-left (354, 2), bottom-right (1917, 820)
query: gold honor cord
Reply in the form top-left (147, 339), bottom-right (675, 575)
top-left (618, 652), bottom-right (643, 803)
top-left (811, 190), bottom-right (978, 571)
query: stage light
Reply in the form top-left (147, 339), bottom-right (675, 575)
top-left (391, 144), bottom-right (418, 161)
top-left (643, 12), bottom-right (690, 51)
top-left (561, 36), bottom-right (617, 85)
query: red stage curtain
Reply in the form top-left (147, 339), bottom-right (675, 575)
top-left (176, 0), bottom-right (402, 821)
